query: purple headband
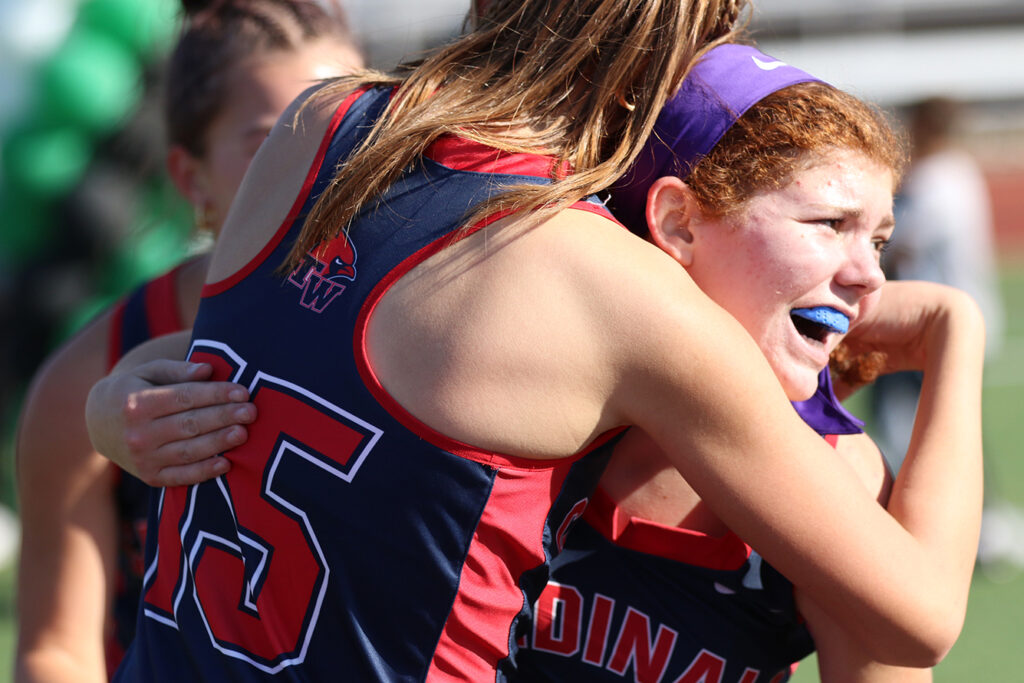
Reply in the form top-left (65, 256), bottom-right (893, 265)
top-left (610, 43), bottom-right (823, 234)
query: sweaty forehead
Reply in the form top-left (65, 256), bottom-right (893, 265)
top-left (751, 150), bottom-right (892, 206)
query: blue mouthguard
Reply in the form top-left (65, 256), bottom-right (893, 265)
top-left (791, 306), bottom-right (849, 334)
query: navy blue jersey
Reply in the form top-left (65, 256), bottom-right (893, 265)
top-left (104, 263), bottom-right (189, 675)
top-left (115, 87), bottom-right (620, 682)
top-left (515, 370), bottom-right (862, 683)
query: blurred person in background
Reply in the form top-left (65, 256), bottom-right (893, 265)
top-left (14, 1), bottom-right (362, 680)
top-left (872, 96), bottom-right (1004, 470)
top-left (871, 95), bottom-right (1022, 576)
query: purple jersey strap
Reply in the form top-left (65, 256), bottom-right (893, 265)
top-left (610, 43), bottom-right (822, 234)
top-left (792, 369), bottom-right (864, 436)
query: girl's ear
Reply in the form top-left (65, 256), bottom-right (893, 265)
top-left (166, 144), bottom-right (208, 210)
top-left (646, 176), bottom-right (701, 267)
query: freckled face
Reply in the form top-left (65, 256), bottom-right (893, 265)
top-left (684, 148), bottom-right (895, 400)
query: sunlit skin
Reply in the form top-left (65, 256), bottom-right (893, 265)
top-left (596, 149), bottom-right (935, 680)
top-left (82, 70), bottom-right (985, 669)
top-left (605, 148), bottom-right (897, 533)
top-left (680, 149), bottom-right (895, 400)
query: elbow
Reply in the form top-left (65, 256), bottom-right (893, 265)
top-left (866, 600), bottom-right (965, 668)
top-left (915, 604), bottom-right (965, 667)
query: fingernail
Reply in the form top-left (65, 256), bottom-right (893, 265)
top-left (229, 388), bottom-right (248, 402)
top-left (190, 362), bottom-right (211, 375)
top-left (234, 405), bottom-right (256, 422)
top-left (228, 425), bottom-right (248, 444)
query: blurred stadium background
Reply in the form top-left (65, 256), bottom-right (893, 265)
top-left (1, 0), bottom-right (1022, 680)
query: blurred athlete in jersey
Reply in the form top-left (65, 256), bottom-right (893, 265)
top-left (516, 44), bottom-right (931, 682)
top-left (15, 2), bottom-right (361, 680)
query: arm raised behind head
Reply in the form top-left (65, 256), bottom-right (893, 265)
top-left (592, 227), bottom-right (983, 666)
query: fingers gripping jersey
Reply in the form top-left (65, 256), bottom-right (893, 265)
top-left (515, 370), bottom-right (863, 683)
top-left (104, 263), bottom-right (189, 675)
top-left (115, 87), bottom-right (619, 682)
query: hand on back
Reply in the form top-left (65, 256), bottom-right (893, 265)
top-left (86, 357), bottom-right (255, 487)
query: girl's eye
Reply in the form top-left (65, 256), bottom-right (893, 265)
top-left (816, 218), bottom-right (842, 230)
top-left (873, 237), bottom-right (891, 253)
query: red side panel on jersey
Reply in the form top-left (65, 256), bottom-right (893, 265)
top-left (105, 264), bottom-right (185, 371)
top-left (425, 463), bottom-right (567, 681)
top-left (584, 486), bottom-right (751, 571)
top-left (346, 189), bottom-right (625, 678)
top-left (144, 267), bottom-right (185, 336)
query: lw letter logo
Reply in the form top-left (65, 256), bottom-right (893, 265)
top-left (287, 234), bottom-right (358, 314)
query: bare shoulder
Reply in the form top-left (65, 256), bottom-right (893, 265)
top-left (535, 210), bottom-right (795, 425)
top-left (18, 311), bottom-right (114, 463)
top-left (495, 207), bottom-right (710, 334)
top-left (367, 204), bottom-right (780, 457)
top-left (205, 82), bottom-right (358, 284)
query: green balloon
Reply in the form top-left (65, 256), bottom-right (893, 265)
top-left (2, 125), bottom-right (92, 199)
top-left (38, 25), bottom-right (143, 134)
top-left (77, 0), bottom-right (181, 58)
top-left (133, 219), bottom-right (191, 276)
top-left (0, 191), bottom-right (55, 262)
top-left (102, 218), bottom-right (189, 295)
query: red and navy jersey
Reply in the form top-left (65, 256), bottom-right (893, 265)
top-left (515, 370), bottom-right (862, 683)
top-left (106, 263), bottom-right (188, 370)
top-left (103, 262), bottom-right (189, 675)
top-left (115, 86), bottom-right (620, 682)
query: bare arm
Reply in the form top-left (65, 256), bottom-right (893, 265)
top-left (16, 314), bottom-right (119, 683)
top-left (796, 433), bottom-right (931, 682)
top-left (801, 597), bottom-right (933, 683)
top-left (85, 330), bottom-right (256, 486)
top-left (603, 237), bottom-right (983, 666)
top-left (368, 205), bottom-right (982, 667)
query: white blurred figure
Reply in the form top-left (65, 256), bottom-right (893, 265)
top-left (873, 95), bottom-right (1019, 576)
top-left (873, 96), bottom-right (1005, 469)
top-left (893, 97), bottom-right (1004, 356)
